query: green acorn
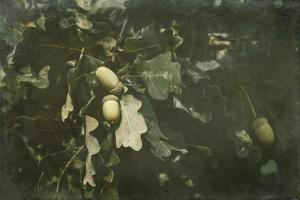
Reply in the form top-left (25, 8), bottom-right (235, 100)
top-left (96, 66), bottom-right (124, 96)
top-left (238, 85), bottom-right (275, 146)
top-left (252, 117), bottom-right (275, 145)
top-left (102, 95), bottom-right (121, 124)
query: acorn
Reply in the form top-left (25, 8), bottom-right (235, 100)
top-left (252, 117), bottom-right (275, 145)
top-left (96, 66), bottom-right (124, 96)
top-left (102, 95), bottom-right (121, 124)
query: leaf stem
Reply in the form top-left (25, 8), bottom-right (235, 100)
top-left (32, 44), bottom-right (84, 53)
top-left (52, 145), bottom-right (84, 200)
top-left (38, 149), bottom-right (68, 167)
top-left (36, 172), bottom-right (44, 193)
top-left (31, 44), bottom-right (99, 59)
top-left (125, 44), bottom-right (161, 54)
top-left (187, 144), bottom-right (212, 156)
top-left (118, 18), bottom-right (128, 40)
top-left (238, 85), bottom-right (257, 118)
top-left (238, 91), bottom-right (248, 125)
top-left (121, 74), bottom-right (166, 79)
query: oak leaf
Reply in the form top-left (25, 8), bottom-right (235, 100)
top-left (83, 115), bottom-right (100, 187)
top-left (115, 95), bottom-right (147, 151)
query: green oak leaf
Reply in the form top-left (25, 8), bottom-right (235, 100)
top-left (137, 52), bottom-right (183, 100)
top-left (105, 151), bottom-right (120, 167)
top-left (140, 95), bottom-right (171, 159)
top-left (103, 170), bottom-right (114, 183)
top-left (173, 96), bottom-right (212, 123)
top-left (123, 25), bottom-right (183, 59)
top-left (98, 37), bottom-right (117, 57)
top-left (123, 25), bottom-right (161, 57)
top-left (160, 121), bottom-right (188, 154)
top-left (75, 0), bottom-right (126, 12)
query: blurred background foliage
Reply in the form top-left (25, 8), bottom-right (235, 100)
top-left (0, 0), bottom-right (299, 199)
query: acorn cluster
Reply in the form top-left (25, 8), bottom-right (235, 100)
top-left (96, 66), bottom-right (124, 124)
top-left (233, 117), bottom-right (275, 159)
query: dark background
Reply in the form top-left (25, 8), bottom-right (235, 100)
top-left (0, 0), bottom-right (299, 199)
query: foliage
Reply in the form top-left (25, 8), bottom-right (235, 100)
top-left (0, 0), bottom-right (299, 199)
top-left (115, 94), bottom-right (147, 151)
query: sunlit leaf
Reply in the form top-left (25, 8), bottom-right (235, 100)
top-left (194, 60), bottom-right (220, 72)
top-left (83, 115), bottom-right (100, 187)
top-left (115, 94), bottom-right (147, 151)
top-left (85, 115), bottom-right (99, 133)
top-left (61, 87), bottom-right (74, 122)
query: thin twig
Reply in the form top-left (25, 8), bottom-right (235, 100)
top-left (38, 149), bottom-right (68, 167)
top-left (32, 44), bottom-right (84, 53)
top-left (207, 84), bottom-right (227, 102)
top-left (187, 144), bottom-right (212, 156)
top-left (239, 85), bottom-right (257, 118)
top-left (52, 145), bottom-right (84, 200)
top-left (238, 90), bottom-right (248, 125)
top-left (36, 172), bottom-right (44, 193)
top-left (125, 44), bottom-right (161, 54)
top-left (31, 44), bottom-right (99, 59)
top-left (118, 18), bottom-right (128, 40)
top-left (121, 74), bottom-right (166, 79)
top-left (39, 50), bottom-right (58, 64)
top-left (61, 51), bottom-right (76, 62)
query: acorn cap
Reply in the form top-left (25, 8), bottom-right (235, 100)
top-left (102, 95), bottom-right (119, 104)
top-left (109, 81), bottom-right (124, 96)
top-left (253, 117), bottom-right (268, 130)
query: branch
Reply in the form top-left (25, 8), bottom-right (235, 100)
top-left (52, 145), bottom-right (84, 200)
